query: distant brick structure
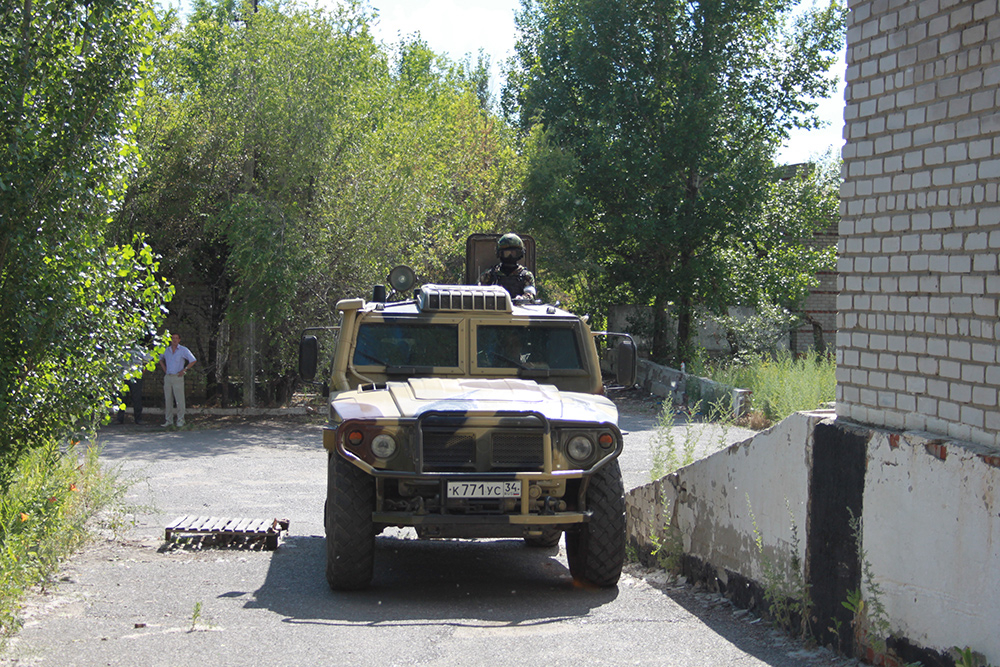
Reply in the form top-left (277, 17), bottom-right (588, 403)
top-left (838, 0), bottom-right (1000, 448)
top-left (792, 223), bottom-right (839, 353)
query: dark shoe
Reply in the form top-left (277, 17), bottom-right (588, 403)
top-left (134, 419), bottom-right (144, 425)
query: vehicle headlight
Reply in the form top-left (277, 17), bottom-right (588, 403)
top-left (566, 435), bottom-right (594, 462)
top-left (371, 433), bottom-right (397, 459)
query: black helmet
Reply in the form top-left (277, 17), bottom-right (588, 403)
top-left (496, 233), bottom-right (525, 259)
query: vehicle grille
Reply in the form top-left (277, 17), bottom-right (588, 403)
top-left (420, 430), bottom-right (545, 472)
top-left (491, 433), bottom-right (544, 470)
top-left (422, 432), bottom-right (475, 471)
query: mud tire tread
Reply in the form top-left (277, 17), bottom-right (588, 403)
top-left (565, 460), bottom-right (625, 587)
top-left (325, 451), bottom-right (376, 591)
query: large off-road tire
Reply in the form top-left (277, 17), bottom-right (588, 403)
top-left (325, 451), bottom-right (376, 591)
top-left (565, 460), bottom-right (626, 587)
top-left (524, 527), bottom-right (562, 548)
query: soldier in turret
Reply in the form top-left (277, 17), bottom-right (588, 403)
top-left (478, 233), bottom-right (537, 300)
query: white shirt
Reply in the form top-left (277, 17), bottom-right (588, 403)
top-left (161, 345), bottom-right (196, 375)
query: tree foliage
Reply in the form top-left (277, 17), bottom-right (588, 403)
top-left (122, 0), bottom-right (525, 404)
top-left (721, 153), bottom-right (840, 311)
top-left (506, 0), bottom-right (845, 363)
top-left (0, 0), bottom-right (173, 474)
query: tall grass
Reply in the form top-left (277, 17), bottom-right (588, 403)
top-left (707, 351), bottom-right (836, 424)
top-left (0, 443), bottom-right (127, 644)
top-left (650, 399), bottom-right (699, 481)
top-left (649, 397), bottom-right (747, 481)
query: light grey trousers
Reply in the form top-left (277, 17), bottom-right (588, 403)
top-left (163, 374), bottom-right (186, 425)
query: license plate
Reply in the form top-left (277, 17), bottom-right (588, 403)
top-left (446, 480), bottom-right (521, 499)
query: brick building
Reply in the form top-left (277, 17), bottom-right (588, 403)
top-left (837, 0), bottom-right (1000, 448)
top-left (792, 215), bottom-right (839, 353)
top-left (626, 5), bottom-right (1000, 665)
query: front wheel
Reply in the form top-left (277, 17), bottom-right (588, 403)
top-left (325, 451), bottom-right (376, 591)
top-left (565, 460), bottom-right (626, 587)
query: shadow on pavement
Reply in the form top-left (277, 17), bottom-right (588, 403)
top-left (640, 573), bottom-right (844, 667)
top-left (244, 534), bottom-right (619, 627)
top-left (92, 421), bottom-right (323, 462)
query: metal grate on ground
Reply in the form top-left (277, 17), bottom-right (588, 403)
top-left (165, 515), bottom-right (289, 550)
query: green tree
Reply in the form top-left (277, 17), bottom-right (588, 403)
top-left (123, 2), bottom-right (525, 404)
top-left (506, 0), bottom-right (844, 363)
top-left (0, 0), bottom-right (173, 473)
top-left (372, 36), bottom-right (526, 285)
top-left (715, 153), bottom-right (841, 356)
top-left (118, 0), bottom-right (387, 403)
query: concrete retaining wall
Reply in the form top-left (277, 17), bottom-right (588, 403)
top-left (632, 358), bottom-right (743, 413)
top-left (627, 411), bottom-right (822, 598)
top-left (634, 358), bottom-right (686, 401)
top-left (626, 414), bottom-right (1000, 665)
top-left (862, 427), bottom-right (1000, 664)
top-left (113, 406), bottom-right (312, 418)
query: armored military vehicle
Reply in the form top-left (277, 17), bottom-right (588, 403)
top-left (299, 236), bottom-right (636, 591)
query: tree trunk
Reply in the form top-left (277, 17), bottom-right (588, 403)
top-left (217, 319), bottom-right (231, 407)
top-left (651, 293), bottom-right (672, 365)
top-left (675, 248), bottom-right (696, 367)
top-left (676, 293), bottom-right (694, 367)
top-left (244, 317), bottom-right (256, 408)
top-left (205, 287), bottom-right (227, 405)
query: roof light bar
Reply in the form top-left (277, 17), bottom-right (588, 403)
top-left (418, 284), bottom-right (512, 313)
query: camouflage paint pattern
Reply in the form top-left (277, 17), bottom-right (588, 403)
top-left (323, 284), bottom-right (622, 536)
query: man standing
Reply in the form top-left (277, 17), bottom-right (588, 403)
top-left (478, 233), bottom-right (537, 299)
top-left (159, 333), bottom-right (196, 428)
top-left (117, 345), bottom-right (151, 425)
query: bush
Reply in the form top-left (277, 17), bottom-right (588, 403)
top-left (1, 0), bottom-right (172, 472)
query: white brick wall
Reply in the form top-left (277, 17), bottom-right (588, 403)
top-left (839, 0), bottom-right (1000, 449)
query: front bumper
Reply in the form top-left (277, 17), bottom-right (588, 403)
top-left (323, 411), bottom-right (622, 530)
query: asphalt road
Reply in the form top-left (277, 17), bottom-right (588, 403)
top-left (1, 403), bottom-right (856, 667)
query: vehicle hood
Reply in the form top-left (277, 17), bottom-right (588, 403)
top-left (331, 377), bottom-right (618, 424)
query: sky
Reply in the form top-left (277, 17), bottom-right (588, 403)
top-left (171, 0), bottom-right (846, 164)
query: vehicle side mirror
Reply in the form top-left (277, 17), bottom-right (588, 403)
top-left (616, 337), bottom-right (637, 387)
top-left (299, 335), bottom-right (318, 381)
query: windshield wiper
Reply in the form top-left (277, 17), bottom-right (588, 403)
top-left (357, 350), bottom-right (391, 366)
top-left (487, 351), bottom-right (530, 370)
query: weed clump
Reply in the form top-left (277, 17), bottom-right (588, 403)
top-left (0, 443), bottom-right (127, 645)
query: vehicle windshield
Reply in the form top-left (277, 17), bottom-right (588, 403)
top-left (476, 325), bottom-right (583, 370)
top-left (354, 323), bottom-right (459, 367)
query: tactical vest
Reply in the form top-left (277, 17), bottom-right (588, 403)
top-left (481, 264), bottom-right (533, 297)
